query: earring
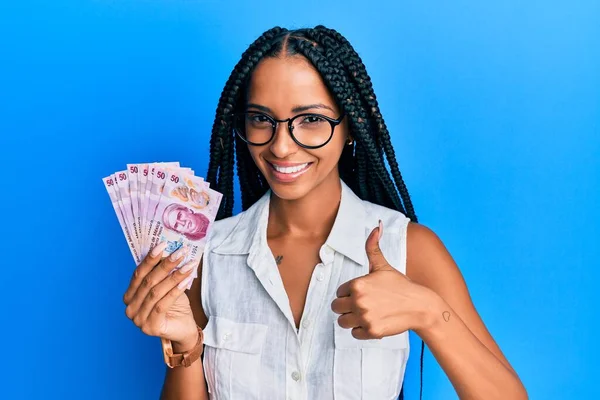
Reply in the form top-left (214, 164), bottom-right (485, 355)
top-left (346, 138), bottom-right (354, 145)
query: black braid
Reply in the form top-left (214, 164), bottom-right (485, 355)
top-left (309, 26), bottom-right (418, 221)
top-left (296, 36), bottom-right (404, 212)
top-left (206, 26), bottom-right (423, 399)
top-left (206, 26), bottom-right (287, 219)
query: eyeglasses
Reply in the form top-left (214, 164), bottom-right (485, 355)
top-left (233, 111), bottom-right (345, 149)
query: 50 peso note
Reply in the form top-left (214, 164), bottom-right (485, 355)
top-left (146, 169), bottom-right (221, 284)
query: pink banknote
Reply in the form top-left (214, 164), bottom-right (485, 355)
top-left (146, 169), bottom-right (222, 284)
top-left (103, 162), bottom-right (221, 289)
top-left (102, 175), bottom-right (141, 263)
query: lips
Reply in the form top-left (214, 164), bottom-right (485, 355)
top-left (271, 162), bottom-right (309, 174)
top-left (266, 161), bottom-right (313, 183)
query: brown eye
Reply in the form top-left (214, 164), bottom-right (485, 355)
top-left (246, 113), bottom-right (272, 128)
top-left (299, 115), bottom-right (326, 126)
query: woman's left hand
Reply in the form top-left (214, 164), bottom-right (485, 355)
top-left (331, 221), bottom-right (439, 340)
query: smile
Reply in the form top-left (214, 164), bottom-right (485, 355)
top-left (271, 162), bottom-right (310, 174)
top-left (267, 161), bottom-right (313, 182)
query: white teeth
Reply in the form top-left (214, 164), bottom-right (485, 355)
top-left (272, 163), bottom-right (309, 174)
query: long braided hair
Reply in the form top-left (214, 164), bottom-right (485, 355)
top-left (206, 25), bottom-right (424, 400)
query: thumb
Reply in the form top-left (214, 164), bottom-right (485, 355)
top-left (366, 220), bottom-right (391, 273)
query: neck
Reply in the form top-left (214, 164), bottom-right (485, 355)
top-left (268, 173), bottom-right (342, 239)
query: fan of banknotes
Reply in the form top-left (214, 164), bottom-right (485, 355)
top-left (103, 162), bottom-right (222, 364)
top-left (102, 162), bottom-right (222, 287)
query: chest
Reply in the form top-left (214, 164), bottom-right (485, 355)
top-left (267, 236), bottom-right (325, 329)
top-left (201, 227), bottom-right (410, 400)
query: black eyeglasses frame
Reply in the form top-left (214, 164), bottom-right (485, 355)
top-left (232, 111), bottom-right (346, 150)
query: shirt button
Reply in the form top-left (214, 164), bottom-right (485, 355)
top-left (222, 332), bottom-right (231, 341)
top-left (291, 371), bottom-right (301, 381)
top-left (316, 272), bottom-right (325, 281)
top-left (302, 319), bottom-right (311, 328)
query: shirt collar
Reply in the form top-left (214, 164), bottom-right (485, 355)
top-left (323, 181), bottom-right (367, 266)
top-left (210, 189), bottom-right (270, 256)
top-left (211, 180), bottom-right (368, 266)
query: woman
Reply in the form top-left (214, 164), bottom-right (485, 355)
top-left (123, 26), bottom-right (528, 399)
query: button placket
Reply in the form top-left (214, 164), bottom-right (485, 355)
top-left (297, 252), bottom-right (335, 395)
top-left (286, 326), bottom-right (305, 399)
top-left (319, 244), bottom-right (335, 266)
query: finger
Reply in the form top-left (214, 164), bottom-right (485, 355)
top-left (145, 244), bottom-right (190, 283)
top-left (125, 245), bottom-right (189, 319)
top-left (336, 276), bottom-right (367, 298)
top-left (123, 241), bottom-right (168, 305)
top-left (135, 260), bottom-right (197, 326)
top-left (146, 274), bottom-right (196, 336)
top-left (366, 220), bottom-right (390, 273)
top-left (336, 280), bottom-right (352, 298)
top-left (331, 296), bottom-right (353, 315)
top-left (337, 313), bottom-right (361, 329)
top-left (350, 327), bottom-right (371, 340)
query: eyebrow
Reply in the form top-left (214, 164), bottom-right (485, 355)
top-left (247, 103), bottom-right (335, 114)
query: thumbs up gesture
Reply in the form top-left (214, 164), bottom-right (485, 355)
top-left (331, 221), bottom-right (434, 340)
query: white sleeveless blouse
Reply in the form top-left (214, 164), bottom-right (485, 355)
top-left (201, 181), bottom-right (411, 399)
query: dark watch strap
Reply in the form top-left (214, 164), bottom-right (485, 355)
top-left (166, 326), bottom-right (204, 368)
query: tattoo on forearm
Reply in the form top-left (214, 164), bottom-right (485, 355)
top-left (442, 311), bottom-right (451, 322)
top-left (275, 255), bottom-right (283, 265)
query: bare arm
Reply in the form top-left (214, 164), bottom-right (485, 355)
top-left (160, 260), bottom-right (209, 400)
top-left (406, 223), bottom-right (528, 400)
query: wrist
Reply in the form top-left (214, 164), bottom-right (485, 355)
top-left (413, 288), bottom-right (448, 338)
top-left (172, 330), bottom-right (200, 353)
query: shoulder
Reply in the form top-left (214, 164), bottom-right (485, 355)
top-left (210, 212), bottom-right (244, 242)
top-left (405, 222), bottom-right (467, 291)
top-left (206, 195), bottom-right (266, 254)
top-left (210, 190), bottom-right (270, 244)
top-left (406, 222), bottom-right (445, 253)
top-left (360, 200), bottom-right (411, 232)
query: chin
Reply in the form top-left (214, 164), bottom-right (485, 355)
top-left (267, 180), bottom-right (314, 201)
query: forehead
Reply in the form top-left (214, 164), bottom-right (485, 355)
top-left (247, 56), bottom-right (338, 114)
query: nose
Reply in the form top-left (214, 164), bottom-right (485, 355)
top-left (269, 121), bottom-right (298, 159)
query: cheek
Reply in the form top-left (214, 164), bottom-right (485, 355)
top-left (247, 146), bottom-right (265, 168)
top-left (318, 130), bottom-right (347, 165)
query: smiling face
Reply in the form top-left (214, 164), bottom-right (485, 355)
top-left (245, 55), bottom-right (349, 201)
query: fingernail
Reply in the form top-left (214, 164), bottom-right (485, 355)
top-left (151, 241), bottom-right (168, 257)
top-left (178, 260), bottom-right (196, 274)
top-left (169, 246), bottom-right (188, 262)
top-left (178, 275), bottom-right (194, 290)
top-left (378, 220), bottom-right (383, 241)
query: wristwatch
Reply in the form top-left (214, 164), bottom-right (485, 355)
top-left (164, 326), bottom-right (204, 368)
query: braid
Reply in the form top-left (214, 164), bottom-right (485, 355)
top-left (354, 143), bottom-right (368, 198)
top-left (207, 26), bottom-right (287, 219)
top-left (338, 142), bottom-right (356, 193)
top-left (311, 26), bottom-right (418, 221)
top-left (296, 31), bottom-right (405, 213)
top-left (207, 25), bottom-right (417, 220)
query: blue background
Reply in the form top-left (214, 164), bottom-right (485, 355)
top-left (1, 1), bottom-right (598, 399)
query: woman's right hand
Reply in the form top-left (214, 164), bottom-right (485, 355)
top-left (123, 241), bottom-right (200, 351)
